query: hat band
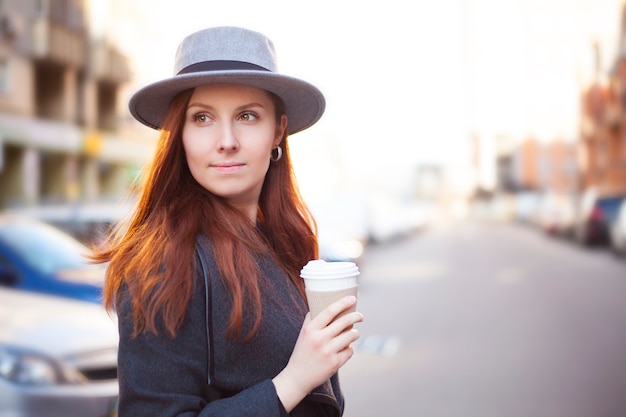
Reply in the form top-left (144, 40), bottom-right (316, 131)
top-left (177, 60), bottom-right (271, 75)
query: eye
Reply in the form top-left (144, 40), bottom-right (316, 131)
top-left (192, 113), bottom-right (211, 124)
top-left (238, 112), bottom-right (259, 122)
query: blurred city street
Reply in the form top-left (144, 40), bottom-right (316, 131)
top-left (2, 1), bottom-right (626, 415)
top-left (341, 219), bottom-right (626, 417)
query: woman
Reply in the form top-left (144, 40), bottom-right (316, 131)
top-left (93, 26), bottom-right (363, 416)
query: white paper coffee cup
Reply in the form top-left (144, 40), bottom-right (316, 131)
top-left (300, 260), bottom-right (359, 318)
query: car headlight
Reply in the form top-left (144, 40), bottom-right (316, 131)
top-left (0, 345), bottom-right (85, 385)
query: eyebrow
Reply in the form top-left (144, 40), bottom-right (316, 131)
top-left (186, 102), bottom-right (268, 112)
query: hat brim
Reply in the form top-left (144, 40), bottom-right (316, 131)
top-left (128, 71), bottom-right (325, 135)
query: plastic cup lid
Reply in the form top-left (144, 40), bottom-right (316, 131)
top-left (300, 259), bottom-right (360, 279)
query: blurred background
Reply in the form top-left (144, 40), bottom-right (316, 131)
top-left (1, 0), bottom-right (626, 416)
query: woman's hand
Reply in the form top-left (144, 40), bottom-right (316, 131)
top-left (272, 295), bottom-right (364, 412)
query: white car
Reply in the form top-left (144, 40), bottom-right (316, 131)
top-left (0, 288), bottom-right (118, 417)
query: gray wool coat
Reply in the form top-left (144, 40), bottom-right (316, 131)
top-left (115, 235), bottom-right (345, 417)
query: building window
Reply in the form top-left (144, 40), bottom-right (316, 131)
top-left (597, 140), bottom-right (608, 167)
top-left (538, 153), bottom-right (550, 189)
top-left (68, 0), bottom-right (84, 31)
top-left (0, 59), bottom-right (9, 95)
top-left (34, 0), bottom-right (49, 17)
top-left (49, 0), bottom-right (65, 24)
top-left (563, 156), bottom-right (576, 176)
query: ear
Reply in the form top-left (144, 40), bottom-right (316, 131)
top-left (274, 114), bottom-right (288, 147)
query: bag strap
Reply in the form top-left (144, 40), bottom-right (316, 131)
top-left (195, 242), bottom-right (215, 385)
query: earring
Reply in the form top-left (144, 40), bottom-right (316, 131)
top-left (271, 146), bottom-right (283, 162)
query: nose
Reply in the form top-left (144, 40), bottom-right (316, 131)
top-left (217, 122), bottom-right (240, 152)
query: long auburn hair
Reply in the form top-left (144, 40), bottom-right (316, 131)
top-left (93, 88), bottom-right (318, 340)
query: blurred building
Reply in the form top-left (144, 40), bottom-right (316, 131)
top-left (508, 137), bottom-right (579, 194)
top-left (0, 0), bottom-right (152, 219)
top-left (477, 1), bottom-right (626, 223)
top-left (578, 4), bottom-right (626, 196)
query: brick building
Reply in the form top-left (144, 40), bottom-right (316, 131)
top-left (509, 137), bottom-right (578, 194)
top-left (578, 5), bottom-right (626, 196)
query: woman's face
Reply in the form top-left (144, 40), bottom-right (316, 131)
top-left (182, 84), bottom-right (287, 217)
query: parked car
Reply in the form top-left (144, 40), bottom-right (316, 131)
top-left (0, 287), bottom-right (118, 417)
top-left (610, 197), bottom-right (626, 256)
top-left (513, 190), bottom-right (542, 225)
top-left (574, 191), bottom-right (626, 246)
top-left (0, 215), bottom-right (105, 303)
top-left (10, 201), bottom-right (133, 246)
top-left (366, 194), bottom-right (426, 243)
top-left (536, 192), bottom-right (577, 238)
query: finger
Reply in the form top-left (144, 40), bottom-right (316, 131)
top-left (327, 311), bottom-right (364, 335)
top-left (312, 296), bottom-right (357, 328)
top-left (333, 332), bottom-right (359, 365)
top-left (333, 327), bottom-right (361, 351)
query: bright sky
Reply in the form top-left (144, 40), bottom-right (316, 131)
top-left (96, 0), bottom-right (624, 198)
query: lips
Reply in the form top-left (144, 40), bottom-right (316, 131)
top-left (211, 162), bottom-right (245, 174)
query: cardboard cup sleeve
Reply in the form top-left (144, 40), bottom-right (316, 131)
top-left (305, 286), bottom-right (358, 319)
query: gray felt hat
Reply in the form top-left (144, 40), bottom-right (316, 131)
top-left (128, 26), bottom-right (326, 135)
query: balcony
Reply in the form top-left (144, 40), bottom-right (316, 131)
top-left (0, 113), bottom-right (152, 164)
top-left (0, 112), bottom-right (82, 152)
top-left (604, 102), bottom-right (622, 127)
top-left (31, 17), bottom-right (87, 68)
top-left (91, 41), bottom-right (131, 84)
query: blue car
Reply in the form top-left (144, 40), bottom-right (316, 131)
top-left (0, 215), bottom-right (105, 303)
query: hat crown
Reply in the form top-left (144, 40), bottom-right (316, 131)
top-left (173, 26), bottom-right (278, 75)
top-left (129, 25), bottom-right (324, 134)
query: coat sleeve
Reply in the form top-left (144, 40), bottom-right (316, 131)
top-left (115, 283), bottom-right (290, 417)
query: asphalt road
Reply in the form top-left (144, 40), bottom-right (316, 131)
top-left (340, 219), bottom-right (626, 417)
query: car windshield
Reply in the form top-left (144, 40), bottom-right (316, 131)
top-left (599, 197), bottom-right (626, 222)
top-left (0, 220), bottom-right (94, 275)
